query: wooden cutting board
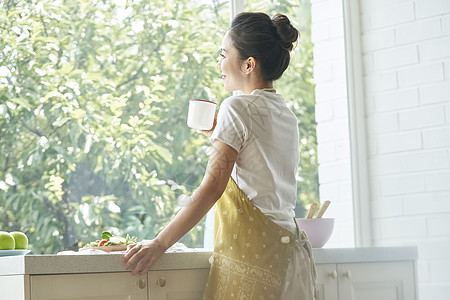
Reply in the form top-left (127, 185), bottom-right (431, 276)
top-left (79, 245), bottom-right (129, 252)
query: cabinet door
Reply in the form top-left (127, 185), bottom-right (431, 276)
top-left (315, 264), bottom-right (339, 300)
top-left (337, 261), bottom-right (416, 300)
top-left (0, 275), bottom-right (30, 300)
top-left (31, 272), bottom-right (147, 300)
top-left (148, 269), bottom-right (210, 300)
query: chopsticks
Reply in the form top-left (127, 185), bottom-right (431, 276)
top-left (306, 200), bottom-right (331, 218)
top-left (306, 203), bottom-right (318, 218)
top-left (316, 200), bottom-right (331, 218)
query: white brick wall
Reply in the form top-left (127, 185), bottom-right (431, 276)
top-left (421, 81), bottom-right (450, 104)
top-left (364, 71), bottom-right (397, 93)
top-left (359, 0), bottom-right (450, 298)
top-left (369, 2), bottom-right (415, 30)
top-left (403, 192), bottom-right (450, 215)
top-left (415, 0), bottom-right (450, 19)
top-left (372, 45), bottom-right (419, 71)
top-left (401, 149), bottom-right (449, 172)
top-left (444, 15), bottom-right (450, 34)
top-left (373, 88), bottom-right (419, 112)
top-left (362, 29), bottom-right (396, 51)
top-left (445, 60), bottom-right (450, 79)
top-left (397, 18), bottom-right (442, 45)
top-left (398, 62), bottom-right (445, 86)
top-left (378, 131), bottom-right (422, 154)
top-left (423, 126), bottom-right (450, 148)
top-left (312, 0), bottom-right (450, 298)
top-left (399, 105), bottom-right (446, 130)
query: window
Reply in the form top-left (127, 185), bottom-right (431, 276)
top-left (0, 0), bottom-right (317, 253)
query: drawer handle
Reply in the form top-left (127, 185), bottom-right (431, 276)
top-left (330, 270), bottom-right (337, 279)
top-left (344, 270), bottom-right (352, 279)
top-left (157, 277), bottom-right (167, 287)
top-left (136, 278), bottom-right (146, 289)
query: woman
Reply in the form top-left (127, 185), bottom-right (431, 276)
top-left (123, 12), bottom-right (317, 299)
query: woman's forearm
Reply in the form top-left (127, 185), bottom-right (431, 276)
top-left (122, 140), bottom-right (237, 275)
top-left (154, 184), bottom-right (222, 250)
top-left (155, 140), bottom-right (238, 251)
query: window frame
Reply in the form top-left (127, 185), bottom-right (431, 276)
top-left (342, 0), bottom-right (371, 247)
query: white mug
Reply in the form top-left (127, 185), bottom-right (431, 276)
top-left (187, 99), bottom-right (217, 130)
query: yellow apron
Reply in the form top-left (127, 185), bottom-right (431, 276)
top-left (203, 178), bottom-right (313, 300)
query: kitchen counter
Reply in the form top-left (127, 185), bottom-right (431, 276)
top-left (0, 246), bottom-right (418, 276)
top-left (312, 246), bottom-right (418, 264)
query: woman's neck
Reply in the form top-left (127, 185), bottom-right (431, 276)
top-left (241, 80), bottom-right (274, 95)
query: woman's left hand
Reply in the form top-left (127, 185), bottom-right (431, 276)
top-left (199, 111), bottom-right (217, 137)
top-left (122, 239), bottom-right (166, 275)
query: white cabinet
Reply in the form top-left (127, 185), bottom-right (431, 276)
top-left (316, 264), bottom-right (339, 300)
top-left (0, 269), bottom-right (209, 300)
top-left (0, 275), bottom-right (30, 300)
top-left (148, 269), bottom-right (210, 300)
top-left (0, 248), bottom-right (417, 300)
top-left (316, 261), bottom-right (417, 300)
top-left (30, 272), bottom-right (147, 300)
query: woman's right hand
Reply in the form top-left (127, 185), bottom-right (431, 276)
top-left (199, 111), bottom-right (217, 137)
top-left (122, 239), bottom-right (167, 276)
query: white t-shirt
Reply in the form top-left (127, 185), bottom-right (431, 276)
top-left (211, 89), bottom-right (299, 233)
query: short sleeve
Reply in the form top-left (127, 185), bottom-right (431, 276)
top-left (210, 96), bottom-right (248, 152)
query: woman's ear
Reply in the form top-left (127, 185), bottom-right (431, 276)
top-left (245, 57), bottom-right (256, 74)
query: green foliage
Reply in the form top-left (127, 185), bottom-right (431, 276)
top-left (0, 0), bottom-right (317, 254)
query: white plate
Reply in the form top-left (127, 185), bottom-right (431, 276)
top-left (0, 249), bottom-right (31, 257)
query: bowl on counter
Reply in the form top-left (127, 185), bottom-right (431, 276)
top-left (295, 218), bottom-right (335, 248)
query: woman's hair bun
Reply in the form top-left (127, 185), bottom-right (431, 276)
top-left (229, 12), bottom-right (299, 81)
top-left (271, 14), bottom-right (299, 51)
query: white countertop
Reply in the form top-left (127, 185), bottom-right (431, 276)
top-left (0, 246), bottom-right (417, 276)
top-left (312, 246), bottom-right (418, 264)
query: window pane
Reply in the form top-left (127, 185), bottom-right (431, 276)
top-left (0, 0), bottom-right (229, 253)
top-left (244, 0), bottom-right (319, 217)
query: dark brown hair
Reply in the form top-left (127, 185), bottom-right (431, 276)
top-left (229, 12), bottom-right (299, 81)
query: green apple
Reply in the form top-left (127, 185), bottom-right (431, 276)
top-left (10, 231), bottom-right (28, 250)
top-left (0, 231), bottom-right (15, 250)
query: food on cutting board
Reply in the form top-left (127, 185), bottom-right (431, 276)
top-left (80, 231), bottom-right (137, 251)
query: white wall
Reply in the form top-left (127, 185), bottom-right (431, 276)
top-left (360, 0), bottom-right (450, 298)
top-left (312, 0), bottom-right (450, 299)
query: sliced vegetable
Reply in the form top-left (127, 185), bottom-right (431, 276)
top-left (110, 236), bottom-right (126, 245)
top-left (82, 231), bottom-right (137, 248)
top-left (101, 231), bottom-right (113, 240)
